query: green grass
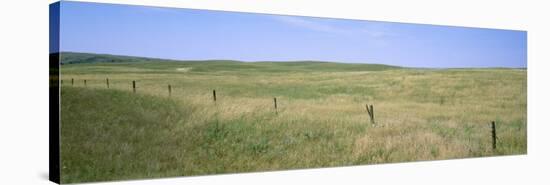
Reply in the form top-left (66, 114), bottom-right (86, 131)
top-left (60, 87), bottom-right (195, 182)
top-left (59, 52), bottom-right (527, 183)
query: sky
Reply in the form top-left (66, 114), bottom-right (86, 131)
top-left (58, 1), bottom-right (527, 68)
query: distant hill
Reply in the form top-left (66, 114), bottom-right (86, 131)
top-left (58, 52), bottom-right (402, 72)
top-left (59, 52), bottom-right (178, 64)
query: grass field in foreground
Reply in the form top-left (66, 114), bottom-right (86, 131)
top-left (59, 52), bottom-right (527, 183)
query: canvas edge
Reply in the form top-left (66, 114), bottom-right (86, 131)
top-left (49, 1), bottom-right (61, 184)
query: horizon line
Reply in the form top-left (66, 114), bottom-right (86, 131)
top-left (55, 50), bottom-right (527, 69)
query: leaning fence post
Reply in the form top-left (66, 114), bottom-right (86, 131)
top-left (491, 121), bottom-right (497, 150)
top-left (168, 85), bottom-right (172, 97)
top-left (106, 78), bottom-right (109, 88)
top-left (366, 104), bottom-right (375, 125)
top-left (212, 89), bottom-right (217, 103)
top-left (274, 97), bottom-right (278, 115)
top-left (132, 81), bottom-right (136, 93)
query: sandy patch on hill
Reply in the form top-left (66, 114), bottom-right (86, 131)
top-left (176, 67), bottom-right (192, 72)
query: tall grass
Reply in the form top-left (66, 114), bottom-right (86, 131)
top-left (60, 60), bottom-right (526, 183)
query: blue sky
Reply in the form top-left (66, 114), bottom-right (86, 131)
top-left (58, 1), bottom-right (527, 68)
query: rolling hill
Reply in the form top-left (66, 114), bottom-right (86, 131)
top-left (58, 52), bottom-right (402, 72)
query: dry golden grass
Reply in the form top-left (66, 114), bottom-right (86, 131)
top-left (60, 61), bottom-right (526, 183)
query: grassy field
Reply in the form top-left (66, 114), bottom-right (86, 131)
top-left (59, 52), bottom-right (527, 183)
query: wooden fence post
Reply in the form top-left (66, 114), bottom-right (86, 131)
top-left (168, 85), bottom-right (172, 97)
top-left (365, 104), bottom-right (370, 117)
top-left (106, 78), bottom-right (109, 88)
top-left (212, 89), bottom-right (217, 103)
top-left (84, 80), bottom-right (87, 87)
top-left (366, 104), bottom-right (375, 125)
top-left (132, 81), bottom-right (136, 93)
top-left (274, 97), bottom-right (278, 114)
top-left (71, 78), bottom-right (74, 86)
top-left (370, 105), bottom-right (375, 124)
top-left (491, 121), bottom-right (497, 150)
